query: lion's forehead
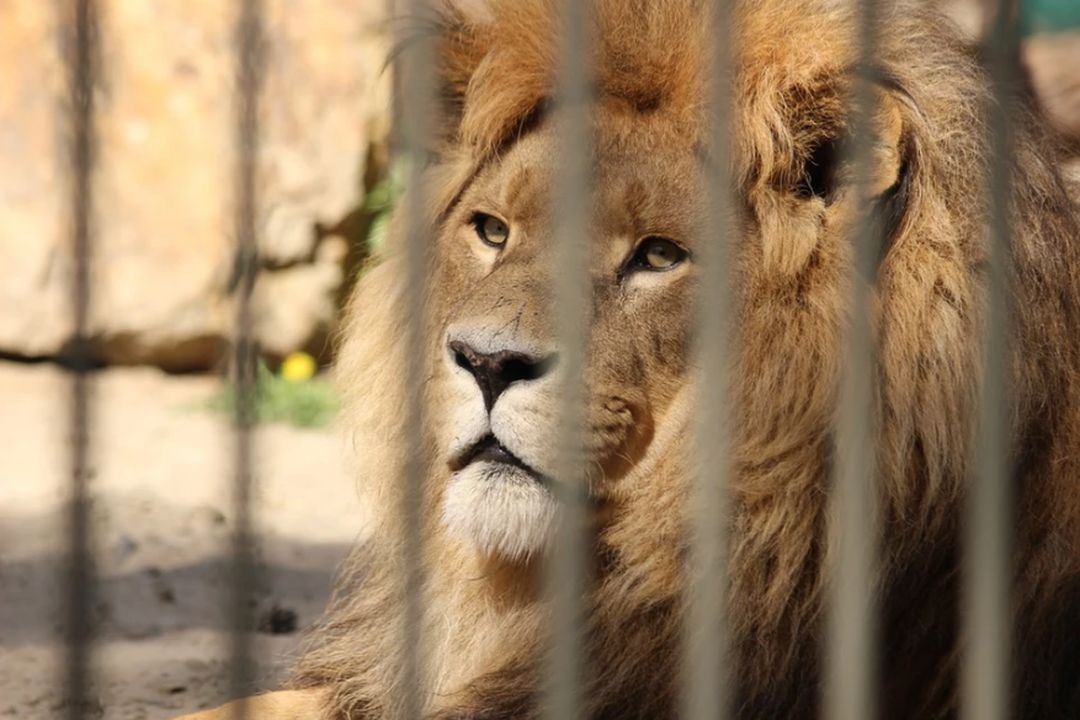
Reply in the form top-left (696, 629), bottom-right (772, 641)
top-left (461, 118), bottom-right (706, 242)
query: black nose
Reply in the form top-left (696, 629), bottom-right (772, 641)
top-left (448, 339), bottom-right (557, 411)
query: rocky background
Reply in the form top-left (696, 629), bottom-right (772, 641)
top-left (943, 0), bottom-right (1080, 152)
top-left (0, 2), bottom-right (388, 717)
top-left (0, 0), bottom-right (391, 372)
top-left (0, 1), bottom-right (1077, 373)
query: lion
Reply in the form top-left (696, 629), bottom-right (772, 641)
top-left (180, 0), bottom-right (1080, 718)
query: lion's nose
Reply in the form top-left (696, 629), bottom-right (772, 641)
top-left (448, 339), bottom-right (557, 411)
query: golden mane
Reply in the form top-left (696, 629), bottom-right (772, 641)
top-left (288, 1), bottom-right (1080, 718)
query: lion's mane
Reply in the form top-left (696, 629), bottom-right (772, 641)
top-left (292, 1), bottom-right (1080, 718)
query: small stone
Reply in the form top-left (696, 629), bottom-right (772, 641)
top-left (257, 604), bottom-right (299, 635)
top-left (113, 532), bottom-right (140, 561)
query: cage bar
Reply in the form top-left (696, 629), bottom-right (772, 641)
top-left (47, 0), bottom-right (1031, 717)
top-left (228, 0), bottom-right (265, 713)
top-left (681, 1), bottom-right (735, 719)
top-left (825, 2), bottom-right (882, 720)
top-left (395, 1), bottom-right (438, 716)
top-left (962, 2), bottom-right (1017, 719)
top-left (62, 1), bottom-right (99, 718)
top-left (544, 1), bottom-right (592, 718)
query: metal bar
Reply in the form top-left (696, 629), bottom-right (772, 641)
top-left (825, 2), bottom-right (882, 720)
top-left (397, 1), bottom-right (437, 716)
top-left (682, 0), bottom-right (735, 718)
top-left (962, 2), bottom-right (1017, 719)
top-left (228, 0), bottom-right (265, 712)
top-left (544, 0), bottom-right (592, 718)
top-left (62, 1), bottom-right (99, 718)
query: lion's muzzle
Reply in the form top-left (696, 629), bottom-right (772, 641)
top-left (441, 324), bottom-right (563, 559)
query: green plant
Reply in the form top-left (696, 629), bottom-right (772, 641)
top-left (205, 361), bottom-right (339, 429)
top-left (361, 162), bottom-right (404, 254)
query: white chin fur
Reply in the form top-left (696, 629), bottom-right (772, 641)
top-left (442, 462), bottom-right (557, 561)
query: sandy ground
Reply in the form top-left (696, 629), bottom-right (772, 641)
top-left (0, 362), bottom-right (368, 719)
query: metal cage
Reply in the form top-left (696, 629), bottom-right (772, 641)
top-left (60, 0), bottom-right (1024, 718)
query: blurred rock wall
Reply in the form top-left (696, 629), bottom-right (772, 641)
top-left (940, 0), bottom-right (1080, 145)
top-left (0, 0), bottom-right (389, 371)
top-left (2, 1), bottom-right (1075, 371)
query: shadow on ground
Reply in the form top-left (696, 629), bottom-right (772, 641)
top-left (0, 500), bottom-right (361, 720)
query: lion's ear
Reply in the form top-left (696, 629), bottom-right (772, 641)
top-left (430, 0), bottom-right (555, 157)
top-left (433, 2), bottom-right (494, 151)
top-left (866, 90), bottom-right (907, 198)
top-left (793, 87), bottom-right (909, 203)
top-left (391, 2), bottom-right (493, 157)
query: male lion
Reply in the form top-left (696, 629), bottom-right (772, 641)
top-left (183, 0), bottom-right (1080, 718)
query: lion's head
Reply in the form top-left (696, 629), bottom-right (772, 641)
top-left (345, 0), bottom-right (913, 563)
top-left (296, 1), bottom-right (1080, 717)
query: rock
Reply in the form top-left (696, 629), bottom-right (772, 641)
top-left (112, 533), bottom-right (141, 565)
top-left (935, 3), bottom-right (1080, 148)
top-left (252, 236), bottom-right (349, 360)
top-left (0, 0), bottom-right (389, 371)
top-left (257, 603), bottom-right (299, 635)
top-left (184, 505), bottom-right (229, 536)
top-left (1063, 158), bottom-right (1080, 185)
top-left (1024, 32), bottom-right (1080, 144)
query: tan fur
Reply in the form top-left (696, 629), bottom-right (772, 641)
top-left (183, 1), bottom-right (1080, 718)
top-left (174, 690), bottom-right (328, 720)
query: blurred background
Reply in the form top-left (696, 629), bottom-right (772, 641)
top-left (0, 1), bottom-right (1076, 718)
top-left (1, 1), bottom-right (391, 717)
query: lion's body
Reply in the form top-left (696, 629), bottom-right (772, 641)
top-left (181, 1), bottom-right (1080, 718)
top-left (177, 690), bottom-right (328, 720)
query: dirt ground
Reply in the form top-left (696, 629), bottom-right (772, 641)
top-left (0, 361), bottom-right (368, 719)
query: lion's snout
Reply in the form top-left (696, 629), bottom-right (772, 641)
top-left (447, 336), bottom-right (558, 412)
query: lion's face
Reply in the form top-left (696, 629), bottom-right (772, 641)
top-left (424, 73), bottom-right (909, 561)
top-left (430, 119), bottom-right (704, 559)
top-left (422, 83), bottom-right (908, 561)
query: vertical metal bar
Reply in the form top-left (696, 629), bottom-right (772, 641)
top-left (229, 0), bottom-right (264, 712)
top-left (545, 1), bottom-right (591, 718)
top-left (682, 0), bottom-right (734, 719)
top-left (825, 2), bottom-right (881, 720)
top-left (397, 1), bottom-right (436, 716)
top-left (62, 1), bottom-right (99, 718)
top-left (962, 2), bottom-right (1016, 719)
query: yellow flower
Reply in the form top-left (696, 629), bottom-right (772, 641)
top-left (280, 351), bottom-right (316, 382)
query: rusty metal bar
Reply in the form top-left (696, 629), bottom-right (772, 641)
top-left (962, 2), bottom-right (1017, 719)
top-left (62, 1), bottom-right (99, 718)
top-left (545, 0), bottom-right (592, 718)
top-left (396, 1), bottom-right (437, 716)
top-left (228, 0), bottom-right (265, 712)
top-left (682, 1), bottom-right (735, 719)
top-left (825, 2), bottom-right (882, 720)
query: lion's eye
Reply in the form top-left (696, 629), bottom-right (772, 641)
top-left (630, 237), bottom-right (688, 272)
top-left (472, 213), bottom-right (510, 248)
